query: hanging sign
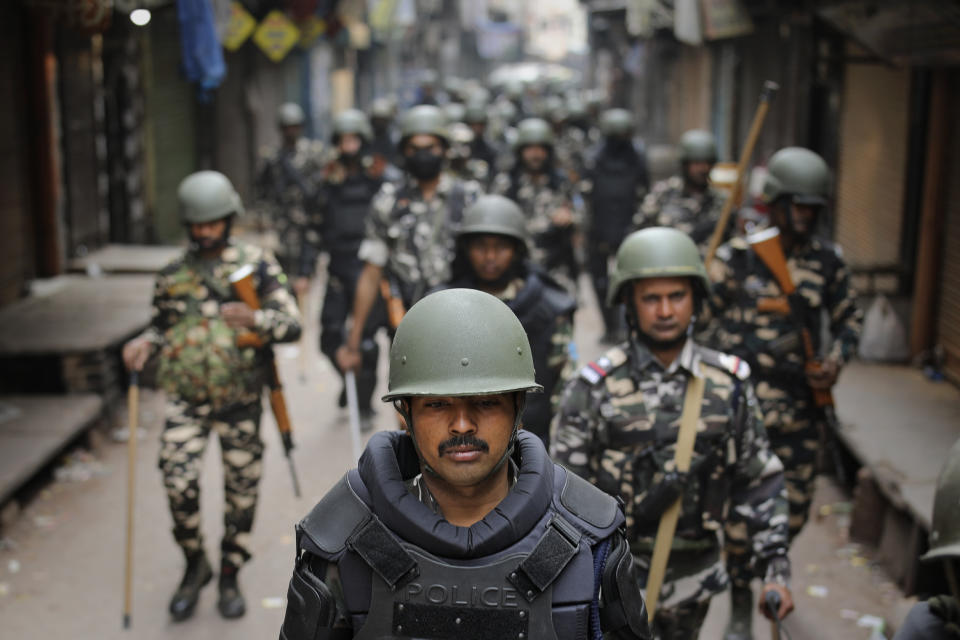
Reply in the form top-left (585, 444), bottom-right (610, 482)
top-left (222, 2), bottom-right (257, 51)
top-left (253, 10), bottom-right (301, 62)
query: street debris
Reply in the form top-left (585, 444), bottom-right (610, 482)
top-left (262, 597), bottom-right (285, 609)
top-left (806, 585), bottom-right (829, 598)
top-left (53, 450), bottom-right (110, 483)
top-left (7, 559), bottom-right (20, 574)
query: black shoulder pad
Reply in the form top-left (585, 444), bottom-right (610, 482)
top-left (697, 345), bottom-right (751, 381)
top-left (560, 470), bottom-right (619, 530)
top-left (298, 475), bottom-right (371, 557)
top-left (600, 534), bottom-right (652, 639)
top-left (280, 554), bottom-right (339, 640)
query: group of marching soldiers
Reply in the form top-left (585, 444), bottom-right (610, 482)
top-left (123, 71), bottom-right (865, 640)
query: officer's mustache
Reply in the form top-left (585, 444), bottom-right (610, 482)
top-left (438, 435), bottom-right (490, 456)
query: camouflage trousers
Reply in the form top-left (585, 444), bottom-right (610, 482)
top-left (637, 547), bottom-right (727, 639)
top-left (726, 381), bottom-right (817, 588)
top-left (158, 398), bottom-right (264, 568)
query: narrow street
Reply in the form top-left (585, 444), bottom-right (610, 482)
top-left (0, 275), bottom-right (902, 639)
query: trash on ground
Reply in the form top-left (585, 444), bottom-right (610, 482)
top-left (32, 515), bottom-right (55, 530)
top-left (53, 450), bottom-right (110, 483)
top-left (262, 597), bottom-right (285, 609)
top-left (806, 585), bottom-right (829, 598)
top-left (840, 609), bottom-right (860, 620)
top-left (0, 583), bottom-right (9, 597)
top-left (857, 614), bottom-right (885, 629)
top-left (7, 559), bottom-right (20, 574)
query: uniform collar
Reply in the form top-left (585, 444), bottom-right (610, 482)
top-left (630, 337), bottom-right (700, 377)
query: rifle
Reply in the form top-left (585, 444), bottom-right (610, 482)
top-left (747, 227), bottom-right (847, 486)
top-left (379, 277), bottom-right (406, 330)
top-left (122, 371), bottom-right (139, 629)
top-left (704, 80), bottom-right (779, 270)
top-left (229, 265), bottom-right (302, 498)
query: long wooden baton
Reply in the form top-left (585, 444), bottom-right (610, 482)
top-left (704, 80), bottom-right (779, 270)
top-left (345, 371), bottom-right (364, 463)
top-left (644, 375), bottom-right (705, 621)
top-left (123, 371), bottom-right (139, 629)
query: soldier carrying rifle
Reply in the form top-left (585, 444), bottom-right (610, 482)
top-left (704, 147), bottom-right (863, 638)
top-left (122, 171), bottom-right (302, 622)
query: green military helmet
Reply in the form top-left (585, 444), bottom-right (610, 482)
top-left (398, 104), bottom-right (449, 147)
top-left (382, 288), bottom-right (543, 401)
top-left (444, 76), bottom-right (465, 100)
top-left (514, 117), bottom-right (555, 151)
top-left (498, 100), bottom-right (519, 123)
top-left (679, 129), bottom-right (717, 163)
top-left (177, 170), bottom-right (244, 224)
top-left (331, 108), bottom-right (373, 143)
top-left (368, 97), bottom-right (395, 121)
top-left (922, 439), bottom-right (960, 561)
top-left (607, 227), bottom-right (710, 306)
top-left (457, 194), bottom-right (529, 247)
top-left (762, 146), bottom-right (831, 206)
top-left (543, 95), bottom-right (565, 122)
top-left (464, 100), bottom-right (488, 125)
top-left (277, 102), bottom-right (305, 128)
top-left (420, 69), bottom-right (438, 88)
top-left (566, 97), bottom-right (587, 122)
top-left (443, 102), bottom-right (467, 125)
top-left (600, 108), bottom-right (635, 138)
top-left (504, 78), bottom-right (525, 101)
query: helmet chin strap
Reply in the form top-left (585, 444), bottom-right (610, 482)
top-left (394, 393), bottom-right (527, 484)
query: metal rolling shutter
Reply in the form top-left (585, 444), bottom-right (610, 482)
top-left (833, 57), bottom-right (910, 269)
top-left (937, 75), bottom-right (960, 384)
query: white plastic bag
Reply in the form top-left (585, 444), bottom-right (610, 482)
top-left (858, 295), bottom-right (909, 362)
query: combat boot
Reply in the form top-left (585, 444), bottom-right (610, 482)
top-left (217, 561), bottom-right (246, 619)
top-left (168, 552), bottom-right (213, 621)
top-left (724, 585), bottom-right (754, 640)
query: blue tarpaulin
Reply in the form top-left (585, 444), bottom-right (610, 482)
top-left (177, 0), bottom-right (226, 101)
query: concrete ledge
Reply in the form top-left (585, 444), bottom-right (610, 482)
top-left (0, 394), bottom-right (104, 506)
top-left (69, 244), bottom-right (182, 274)
top-left (0, 275), bottom-right (153, 356)
top-left (835, 361), bottom-right (960, 531)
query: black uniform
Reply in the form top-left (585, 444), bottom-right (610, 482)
top-left (582, 140), bottom-right (648, 337)
top-left (279, 430), bottom-right (651, 640)
top-left (300, 161), bottom-right (385, 413)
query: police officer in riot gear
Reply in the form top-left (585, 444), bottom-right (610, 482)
top-left (583, 108), bottom-right (649, 343)
top-left (280, 288), bottom-right (651, 640)
top-left (298, 109), bottom-right (385, 426)
top-left (435, 195), bottom-right (576, 444)
top-left (895, 439), bottom-right (960, 639)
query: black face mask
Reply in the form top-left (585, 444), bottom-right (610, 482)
top-left (406, 148), bottom-right (444, 181)
top-left (339, 150), bottom-right (361, 166)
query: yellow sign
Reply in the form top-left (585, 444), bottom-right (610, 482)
top-left (222, 2), bottom-right (256, 52)
top-left (298, 16), bottom-right (327, 49)
top-left (253, 10), bottom-right (301, 63)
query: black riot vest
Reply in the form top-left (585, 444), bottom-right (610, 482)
top-left (296, 430), bottom-right (624, 640)
top-left (589, 145), bottom-right (646, 244)
top-left (321, 171), bottom-right (382, 261)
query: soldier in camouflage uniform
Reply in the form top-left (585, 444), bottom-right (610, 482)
top-left (704, 147), bottom-right (862, 639)
top-left (254, 102), bottom-right (325, 276)
top-left (335, 105), bottom-right (482, 374)
top-left (551, 228), bottom-right (793, 639)
top-left (634, 130), bottom-right (730, 255)
top-left (433, 195), bottom-right (576, 444)
top-left (122, 171), bottom-right (301, 622)
top-left (492, 117), bottom-right (583, 297)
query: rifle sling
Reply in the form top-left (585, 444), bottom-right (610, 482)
top-left (643, 373), bottom-right (705, 621)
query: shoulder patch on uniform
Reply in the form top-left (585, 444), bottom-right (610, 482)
top-left (577, 346), bottom-right (626, 385)
top-left (698, 346), bottom-right (751, 380)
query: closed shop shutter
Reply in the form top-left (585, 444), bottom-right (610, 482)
top-left (146, 7), bottom-right (197, 244)
top-left (833, 55), bottom-right (910, 269)
top-left (0, 7), bottom-right (31, 306)
top-left (936, 73), bottom-right (960, 384)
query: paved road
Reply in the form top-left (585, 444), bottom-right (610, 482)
top-left (0, 275), bottom-right (901, 638)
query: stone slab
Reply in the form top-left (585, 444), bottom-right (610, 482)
top-left (0, 275), bottom-right (154, 355)
top-left (835, 361), bottom-right (960, 531)
top-left (0, 394), bottom-right (103, 505)
top-left (68, 244), bottom-right (182, 274)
